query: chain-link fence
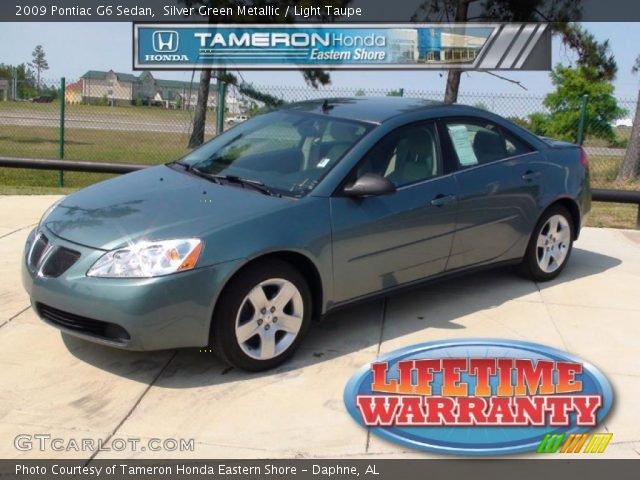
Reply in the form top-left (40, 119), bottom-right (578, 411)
top-left (261, 83), bottom-right (640, 228)
top-left (255, 84), bottom-right (638, 189)
top-left (0, 76), bottom-right (227, 192)
top-left (0, 77), bottom-right (638, 226)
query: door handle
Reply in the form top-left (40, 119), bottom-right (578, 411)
top-left (521, 170), bottom-right (541, 182)
top-left (430, 194), bottom-right (457, 207)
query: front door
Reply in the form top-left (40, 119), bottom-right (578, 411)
top-left (330, 121), bottom-right (458, 304)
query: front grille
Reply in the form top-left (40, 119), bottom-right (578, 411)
top-left (36, 303), bottom-right (131, 343)
top-left (27, 232), bottom-right (81, 277)
top-left (28, 233), bottom-right (49, 270)
top-left (41, 247), bottom-right (80, 278)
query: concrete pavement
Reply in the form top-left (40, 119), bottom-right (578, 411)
top-left (1, 195), bottom-right (639, 459)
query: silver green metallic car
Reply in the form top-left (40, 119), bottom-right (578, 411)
top-left (22, 97), bottom-right (591, 371)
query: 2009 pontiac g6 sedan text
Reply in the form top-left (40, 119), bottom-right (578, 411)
top-left (22, 97), bottom-right (591, 371)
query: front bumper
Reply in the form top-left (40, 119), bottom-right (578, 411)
top-left (22, 227), bottom-right (242, 351)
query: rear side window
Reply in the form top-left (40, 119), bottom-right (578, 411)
top-left (444, 119), bottom-right (532, 168)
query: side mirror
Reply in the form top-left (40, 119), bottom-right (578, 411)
top-left (343, 173), bottom-right (397, 197)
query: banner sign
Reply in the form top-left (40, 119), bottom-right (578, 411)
top-left (133, 23), bottom-right (550, 70)
top-left (344, 339), bottom-right (613, 455)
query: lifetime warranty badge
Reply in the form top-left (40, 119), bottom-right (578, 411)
top-left (133, 23), bottom-right (550, 70)
top-left (343, 339), bottom-right (613, 455)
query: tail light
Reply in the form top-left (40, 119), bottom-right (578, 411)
top-left (579, 147), bottom-right (589, 170)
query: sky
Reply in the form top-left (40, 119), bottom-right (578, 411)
top-left (0, 22), bottom-right (639, 99)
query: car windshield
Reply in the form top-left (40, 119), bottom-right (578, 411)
top-left (177, 110), bottom-right (372, 197)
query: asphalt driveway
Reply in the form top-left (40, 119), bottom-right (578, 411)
top-left (1, 195), bottom-right (639, 459)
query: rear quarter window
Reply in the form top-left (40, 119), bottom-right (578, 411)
top-left (444, 119), bottom-right (533, 168)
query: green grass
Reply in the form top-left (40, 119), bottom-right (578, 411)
top-left (0, 101), bottom-right (200, 121)
top-left (0, 184), bottom-right (79, 195)
top-left (1, 121), bottom-right (639, 229)
top-left (587, 203), bottom-right (638, 229)
top-left (588, 155), bottom-right (640, 189)
top-left (561, 153), bottom-right (640, 229)
top-left (0, 124), bottom-right (213, 191)
top-left (582, 126), bottom-right (631, 149)
top-left (0, 125), bottom-right (194, 162)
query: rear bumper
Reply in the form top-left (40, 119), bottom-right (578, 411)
top-left (22, 227), bottom-right (242, 351)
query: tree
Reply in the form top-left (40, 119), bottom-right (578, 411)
top-left (411, 1), bottom-right (590, 103)
top-left (182, 0), bottom-right (352, 147)
top-left (29, 45), bottom-right (49, 93)
top-left (354, 88), bottom-right (366, 96)
top-left (520, 26), bottom-right (621, 143)
top-left (188, 68), bottom-right (212, 148)
top-left (555, 23), bottom-right (617, 82)
top-left (0, 63), bottom-right (37, 99)
top-left (530, 65), bottom-right (625, 143)
top-left (39, 82), bottom-right (59, 100)
top-left (443, 0), bottom-right (470, 104)
top-left (616, 55), bottom-right (640, 182)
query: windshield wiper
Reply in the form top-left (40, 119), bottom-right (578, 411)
top-left (173, 162), bottom-right (224, 184)
top-left (173, 162), bottom-right (280, 197)
top-left (212, 175), bottom-right (282, 197)
top-left (190, 166), bottom-right (224, 184)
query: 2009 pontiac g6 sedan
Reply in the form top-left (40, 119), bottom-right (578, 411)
top-left (22, 97), bottom-right (591, 371)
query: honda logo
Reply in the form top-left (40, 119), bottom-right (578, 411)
top-left (153, 31), bottom-right (179, 53)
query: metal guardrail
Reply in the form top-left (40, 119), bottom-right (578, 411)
top-left (0, 156), bottom-right (146, 174)
top-left (592, 189), bottom-right (640, 204)
top-left (592, 189), bottom-right (640, 228)
top-left (1, 156), bottom-right (639, 227)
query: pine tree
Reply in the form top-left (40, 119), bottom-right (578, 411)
top-left (410, 2), bottom-right (614, 104)
top-left (29, 45), bottom-right (49, 93)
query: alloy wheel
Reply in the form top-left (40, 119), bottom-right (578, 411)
top-left (235, 278), bottom-right (304, 361)
top-left (536, 214), bottom-right (571, 274)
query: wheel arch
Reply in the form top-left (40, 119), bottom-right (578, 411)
top-left (518, 197), bottom-right (579, 281)
top-left (211, 250), bottom-right (325, 335)
top-left (544, 197), bottom-right (582, 240)
top-left (521, 196), bottom-right (581, 263)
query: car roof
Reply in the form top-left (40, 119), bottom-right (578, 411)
top-left (280, 96), bottom-right (454, 124)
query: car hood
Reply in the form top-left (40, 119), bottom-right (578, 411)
top-left (44, 165), bottom-right (291, 251)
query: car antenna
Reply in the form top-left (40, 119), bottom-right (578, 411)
top-left (321, 100), bottom-right (334, 113)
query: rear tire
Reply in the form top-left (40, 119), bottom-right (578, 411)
top-left (211, 259), bottom-right (312, 371)
top-left (519, 205), bottom-right (574, 282)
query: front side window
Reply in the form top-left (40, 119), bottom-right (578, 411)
top-left (178, 111), bottom-right (371, 197)
top-left (352, 121), bottom-right (442, 188)
top-left (444, 119), bottom-right (532, 168)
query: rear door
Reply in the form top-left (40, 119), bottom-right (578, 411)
top-left (330, 120), bottom-right (458, 303)
top-left (439, 117), bottom-right (543, 270)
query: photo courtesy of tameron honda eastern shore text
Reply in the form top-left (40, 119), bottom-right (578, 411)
top-left (22, 97), bottom-right (591, 371)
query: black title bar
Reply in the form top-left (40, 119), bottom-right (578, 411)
top-left (3, 0), bottom-right (640, 22)
top-left (2, 459), bottom-right (640, 480)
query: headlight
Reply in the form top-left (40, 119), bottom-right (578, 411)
top-left (87, 239), bottom-right (203, 278)
top-left (38, 197), bottom-right (65, 230)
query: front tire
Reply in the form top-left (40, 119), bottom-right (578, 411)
top-left (211, 259), bottom-right (312, 371)
top-left (520, 205), bottom-right (574, 282)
